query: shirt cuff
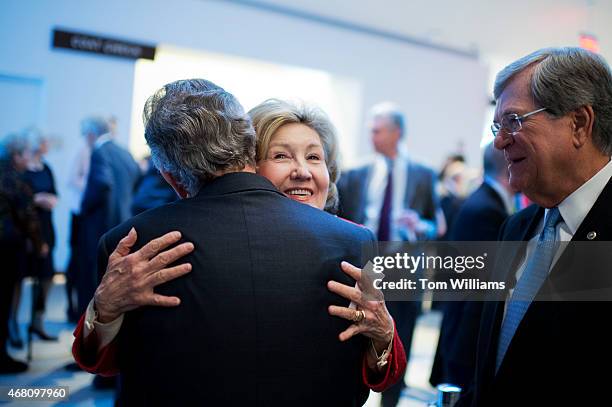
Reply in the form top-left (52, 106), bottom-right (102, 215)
top-left (83, 299), bottom-right (124, 352)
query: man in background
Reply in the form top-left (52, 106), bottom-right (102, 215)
top-left (430, 141), bottom-right (513, 389)
top-left (78, 116), bottom-right (140, 317)
top-left (337, 103), bottom-right (443, 407)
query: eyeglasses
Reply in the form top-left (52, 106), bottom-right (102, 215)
top-left (491, 107), bottom-right (547, 137)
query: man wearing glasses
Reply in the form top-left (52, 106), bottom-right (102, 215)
top-left (457, 47), bottom-right (612, 406)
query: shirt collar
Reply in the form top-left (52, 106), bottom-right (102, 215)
top-left (555, 158), bottom-right (612, 235)
top-left (94, 133), bottom-right (112, 149)
top-left (484, 175), bottom-right (514, 215)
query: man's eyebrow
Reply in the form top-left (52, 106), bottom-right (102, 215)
top-left (493, 108), bottom-right (520, 121)
top-left (500, 107), bottom-right (524, 117)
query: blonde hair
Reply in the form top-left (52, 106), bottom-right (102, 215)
top-left (249, 99), bottom-right (340, 213)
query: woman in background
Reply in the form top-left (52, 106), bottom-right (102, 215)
top-left (21, 129), bottom-right (59, 341)
top-left (0, 133), bottom-right (47, 373)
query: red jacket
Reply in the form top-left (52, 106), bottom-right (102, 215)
top-left (72, 315), bottom-right (406, 392)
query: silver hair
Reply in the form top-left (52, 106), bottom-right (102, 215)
top-left (370, 102), bottom-right (406, 137)
top-left (494, 47), bottom-right (612, 155)
top-left (249, 98), bottom-right (341, 213)
top-left (0, 132), bottom-right (29, 162)
top-left (143, 79), bottom-right (256, 196)
top-left (80, 116), bottom-right (109, 138)
top-left (22, 127), bottom-right (46, 154)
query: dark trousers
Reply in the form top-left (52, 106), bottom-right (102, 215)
top-left (1, 241), bottom-right (24, 356)
top-left (65, 213), bottom-right (81, 320)
top-left (381, 300), bottom-right (420, 407)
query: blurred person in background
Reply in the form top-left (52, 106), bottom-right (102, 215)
top-left (20, 128), bottom-right (59, 342)
top-left (337, 102), bottom-right (444, 407)
top-left (430, 155), bottom-right (469, 311)
top-left (78, 116), bottom-right (140, 389)
top-left (77, 116), bottom-right (140, 318)
top-left (131, 156), bottom-right (177, 215)
top-left (0, 133), bottom-right (47, 373)
top-left (430, 141), bottom-right (513, 390)
top-left (437, 154), bottom-right (468, 241)
top-left (65, 122), bottom-right (93, 322)
top-left (107, 115), bottom-right (118, 138)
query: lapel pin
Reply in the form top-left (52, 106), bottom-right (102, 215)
top-left (587, 231), bottom-right (597, 240)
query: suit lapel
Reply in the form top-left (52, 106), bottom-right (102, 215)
top-left (356, 165), bottom-right (375, 225)
top-left (542, 177), bottom-right (612, 299)
top-left (403, 160), bottom-right (416, 209)
top-left (570, 177), bottom-right (612, 242)
top-left (482, 183), bottom-right (508, 216)
top-left (474, 205), bottom-right (543, 394)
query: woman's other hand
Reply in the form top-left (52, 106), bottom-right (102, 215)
top-left (327, 261), bottom-right (394, 355)
top-left (94, 228), bottom-right (194, 323)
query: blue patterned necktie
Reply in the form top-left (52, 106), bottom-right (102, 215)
top-left (495, 207), bottom-right (562, 373)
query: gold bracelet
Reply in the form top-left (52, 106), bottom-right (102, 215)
top-left (370, 324), bottom-right (394, 369)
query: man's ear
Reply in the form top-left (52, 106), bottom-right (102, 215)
top-left (160, 171), bottom-right (190, 199)
top-left (571, 105), bottom-right (595, 148)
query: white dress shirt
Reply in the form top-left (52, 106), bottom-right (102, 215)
top-left (484, 175), bottom-right (514, 215)
top-left (505, 158), bottom-right (612, 311)
top-left (363, 151), bottom-right (411, 241)
top-left (83, 299), bottom-right (124, 352)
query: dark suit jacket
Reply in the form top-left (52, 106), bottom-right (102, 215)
top-left (97, 172), bottom-right (375, 406)
top-left (430, 182), bottom-right (509, 388)
top-left (81, 140), bottom-right (140, 279)
top-left (82, 140), bottom-right (140, 235)
top-left (337, 160), bottom-right (439, 237)
top-left (459, 177), bottom-right (612, 406)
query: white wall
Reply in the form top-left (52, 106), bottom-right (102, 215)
top-left (0, 0), bottom-right (489, 270)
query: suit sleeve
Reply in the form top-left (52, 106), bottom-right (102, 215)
top-left (81, 149), bottom-right (112, 215)
top-left (71, 234), bottom-right (121, 376)
top-left (426, 168), bottom-right (441, 221)
top-left (417, 167), bottom-right (441, 240)
top-left (362, 319), bottom-right (407, 392)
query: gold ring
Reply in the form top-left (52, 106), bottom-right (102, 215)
top-left (354, 310), bottom-right (366, 323)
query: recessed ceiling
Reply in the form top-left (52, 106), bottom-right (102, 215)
top-left (235, 0), bottom-right (612, 65)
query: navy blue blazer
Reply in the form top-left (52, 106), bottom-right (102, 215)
top-left (81, 140), bottom-right (140, 278)
top-left (98, 172), bottom-right (375, 406)
top-left (81, 140), bottom-right (140, 234)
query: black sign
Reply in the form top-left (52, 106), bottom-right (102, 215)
top-left (52, 29), bottom-right (156, 60)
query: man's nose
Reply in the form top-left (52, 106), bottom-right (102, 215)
top-left (494, 132), bottom-right (513, 150)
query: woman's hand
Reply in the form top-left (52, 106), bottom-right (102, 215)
top-left (327, 261), bottom-right (394, 359)
top-left (94, 228), bottom-right (194, 323)
top-left (33, 192), bottom-right (58, 210)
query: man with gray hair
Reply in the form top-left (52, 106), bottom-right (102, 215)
top-left (78, 116), bottom-right (140, 317)
top-left (74, 79), bottom-right (375, 405)
top-left (338, 102), bottom-right (443, 407)
top-left (458, 47), bottom-right (612, 406)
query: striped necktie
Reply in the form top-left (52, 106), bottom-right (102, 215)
top-left (495, 207), bottom-right (562, 373)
